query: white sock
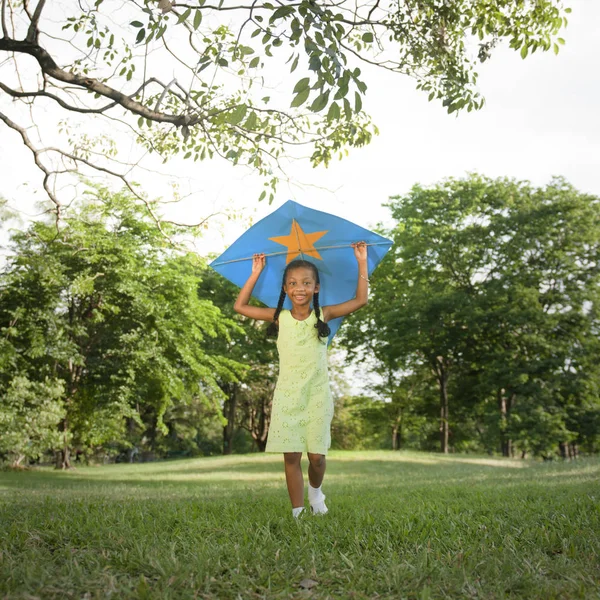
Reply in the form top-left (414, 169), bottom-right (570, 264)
top-left (308, 483), bottom-right (324, 504)
top-left (308, 484), bottom-right (328, 514)
top-left (292, 506), bottom-right (305, 518)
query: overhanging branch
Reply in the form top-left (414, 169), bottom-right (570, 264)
top-left (0, 38), bottom-right (201, 128)
top-left (0, 109), bottom-right (61, 220)
top-left (26, 0), bottom-right (47, 42)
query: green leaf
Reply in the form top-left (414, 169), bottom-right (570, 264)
top-left (244, 111), bottom-right (258, 130)
top-left (334, 84), bottom-right (349, 100)
top-left (193, 10), bottom-right (202, 30)
top-left (362, 32), bottom-right (373, 43)
top-left (293, 77), bottom-right (310, 94)
top-left (327, 101), bottom-right (340, 122)
top-left (249, 56), bottom-right (260, 68)
top-left (271, 5), bottom-right (294, 21)
top-left (308, 55), bottom-right (321, 72)
top-left (355, 91), bottom-right (362, 113)
top-left (135, 28), bottom-right (145, 44)
top-left (520, 44), bottom-right (528, 59)
top-left (310, 91), bottom-right (329, 113)
top-left (130, 20), bottom-right (143, 28)
top-left (177, 8), bottom-right (191, 23)
top-left (290, 55), bottom-right (299, 73)
top-left (227, 104), bottom-right (248, 125)
top-left (343, 97), bottom-right (352, 120)
top-left (291, 88), bottom-right (310, 108)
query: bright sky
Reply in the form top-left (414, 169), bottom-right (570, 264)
top-left (1, 1), bottom-right (599, 258)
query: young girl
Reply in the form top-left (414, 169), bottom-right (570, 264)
top-left (233, 241), bottom-right (369, 518)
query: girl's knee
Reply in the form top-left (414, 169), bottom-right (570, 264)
top-left (307, 452), bottom-right (325, 467)
top-left (283, 452), bottom-right (302, 466)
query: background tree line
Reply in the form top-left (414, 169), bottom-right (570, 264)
top-left (1, 174), bottom-right (599, 468)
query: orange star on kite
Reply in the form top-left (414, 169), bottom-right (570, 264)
top-left (269, 219), bottom-right (328, 264)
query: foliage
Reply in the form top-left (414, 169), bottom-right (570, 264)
top-left (0, 376), bottom-right (65, 467)
top-left (0, 0), bottom-right (570, 205)
top-left (197, 265), bottom-right (278, 453)
top-left (342, 175), bottom-right (600, 457)
top-left (0, 189), bottom-right (242, 466)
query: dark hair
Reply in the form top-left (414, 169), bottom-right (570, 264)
top-left (266, 259), bottom-right (331, 339)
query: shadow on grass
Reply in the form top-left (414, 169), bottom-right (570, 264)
top-left (1, 452), bottom-right (598, 502)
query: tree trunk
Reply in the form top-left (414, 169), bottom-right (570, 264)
top-left (222, 384), bottom-right (238, 455)
top-left (498, 390), bottom-right (515, 457)
top-left (11, 454), bottom-right (26, 468)
top-left (54, 415), bottom-right (72, 469)
top-left (255, 436), bottom-right (268, 452)
top-left (559, 441), bottom-right (568, 459)
top-left (56, 355), bottom-right (79, 470)
top-left (570, 443), bottom-right (579, 459)
top-left (391, 424), bottom-right (398, 451)
top-left (435, 359), bottom-right (449, 454)
top-left (249, 391), bottom-right (272, 452)
top-left (392, 410), bottom-right (403, 450)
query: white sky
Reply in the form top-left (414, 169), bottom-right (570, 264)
top-left (1, 1), bottom-right (599, 258)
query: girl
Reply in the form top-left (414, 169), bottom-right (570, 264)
top-left (233, 241), bottom-right (368, 518)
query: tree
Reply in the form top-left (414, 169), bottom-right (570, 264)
top-left (197, 265), bottom-right (278, 453)
top-left (0, 188), bottom-right (243, 467)
top-left (343, 175), bottom-right (600, 456)
top-left (0, 0), bottom-right (570, 209)
top-left (0, 376), bottom-right (65, 467)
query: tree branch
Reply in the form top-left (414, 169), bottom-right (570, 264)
top-left (1, 0), bottom-right (8, 38)
top-left (0, 38), bottom-right (201, 128)
top-left (25, 0), bottom-right (47, 43)
top-left (0, 110), bottom-right (61, 222)
top-left (0, 109), bottom-right (198, 242)
top-left (0, 81), bottom-right (120, 114)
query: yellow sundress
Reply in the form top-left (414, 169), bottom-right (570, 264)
top-left (265, 309), bottom-right (334, 455)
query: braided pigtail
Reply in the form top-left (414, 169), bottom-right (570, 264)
top-left (266, 287), bottom-right (286, 337)
top-left (313, 291), bottom-right (331, 339)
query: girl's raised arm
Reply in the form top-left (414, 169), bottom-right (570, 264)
top-left (322, 242), bottom-right (368, 322)
top-left (233, 254), bottom-right (277, 322)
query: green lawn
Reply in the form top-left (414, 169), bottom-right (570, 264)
top-left (1, 451), bottom-right (599, 599)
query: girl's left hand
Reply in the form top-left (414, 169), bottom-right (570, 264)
top-left (252, 253), bottom-right (266, 274)
top-left (351, 241), bottom-right (367, 262)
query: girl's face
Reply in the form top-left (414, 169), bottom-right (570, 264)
top-left (284, 267), bottom-right (319, 306)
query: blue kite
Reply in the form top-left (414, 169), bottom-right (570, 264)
top-left (210, 200), bottom-right (393, 342)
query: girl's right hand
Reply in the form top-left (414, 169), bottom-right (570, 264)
top-left (252, 253), bottom-right (266, 274)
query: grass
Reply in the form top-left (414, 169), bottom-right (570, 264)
top-left (1, 450), bottom-right (599, 599)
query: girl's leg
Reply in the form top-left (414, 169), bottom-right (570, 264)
top-left (283, 452), bottom-right (304, 508)
top-left (307, 453), bottom-right (326, 488)
top-left (307, 453), bottom-right (328, 514)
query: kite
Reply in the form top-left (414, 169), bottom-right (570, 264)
top-left (210, 200), bottom-right (392, 343)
